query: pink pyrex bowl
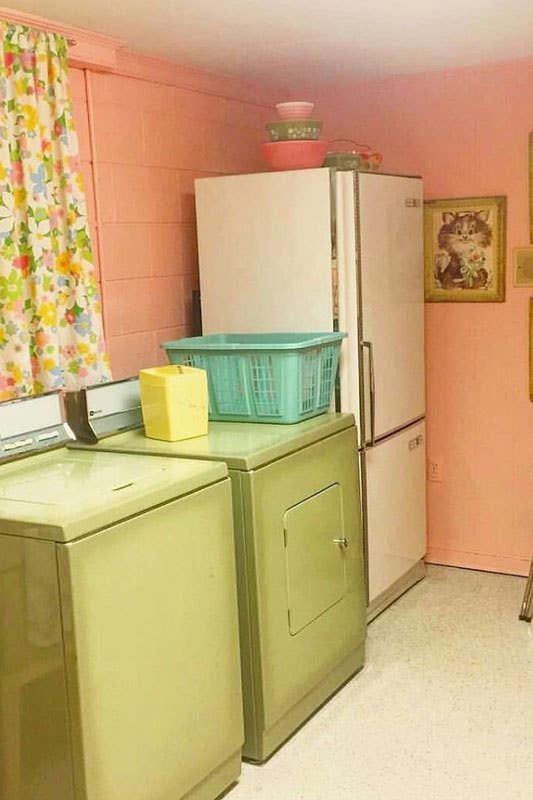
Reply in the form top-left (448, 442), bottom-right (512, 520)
top-left (275, 101), bottom-right (315, 120)
top-left (261, 140), bottom-right (328, 171)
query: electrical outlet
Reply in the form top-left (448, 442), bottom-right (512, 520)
top-left (428, 459), bottom-right (442, 482)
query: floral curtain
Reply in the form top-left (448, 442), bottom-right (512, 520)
top-left (0, 22), bottom-right (111, 401)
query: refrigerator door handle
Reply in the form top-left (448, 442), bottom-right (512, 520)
top-left (362, 340), bottom-right (376, 447)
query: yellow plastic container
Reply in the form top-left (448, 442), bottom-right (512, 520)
top-left (139, 365), bottom-right (208, 442)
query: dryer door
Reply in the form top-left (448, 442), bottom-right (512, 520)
top-left (284, 483), bottom-right (347, 635)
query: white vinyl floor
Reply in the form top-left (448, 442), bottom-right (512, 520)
top-left (227, 565), bottom-right (533, 800)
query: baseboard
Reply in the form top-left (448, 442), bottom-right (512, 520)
top-left (426, 547), bottom-right (530, 577)
top-left (367, 560), bottom-right (426, 622)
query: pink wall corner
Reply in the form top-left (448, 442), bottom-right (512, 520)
top-left (314, 58), bottom-right (533, 575)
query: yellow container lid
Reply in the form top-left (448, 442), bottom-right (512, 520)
top-left (140, 365), bottom-right (201, 385)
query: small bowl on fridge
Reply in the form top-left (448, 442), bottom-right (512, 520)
top-left (275, 101), bottom-right (315, 120)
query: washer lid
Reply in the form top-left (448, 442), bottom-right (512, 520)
top-left (0, 449), bottom-right (227, 542)
top-left (69, 413), bottom-right (355, 470)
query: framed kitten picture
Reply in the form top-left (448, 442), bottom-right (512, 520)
top-left (424, 195), bottom-right (507, 302)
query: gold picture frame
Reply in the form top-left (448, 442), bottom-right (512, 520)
top-left (529, 299), bottom-right (533, 401)
top-left (529, 132), bottom-right (533, 243)
top-left (514, 247), bottom-right (533, 287)
top-left (424, 195), bottom-right (506, 302)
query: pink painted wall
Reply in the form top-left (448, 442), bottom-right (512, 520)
top-left (314, 59), bottom-right (533, 575)
top-left (70, 55), bottom-right (275, 379)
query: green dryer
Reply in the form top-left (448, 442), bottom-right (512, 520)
top-left (67, 385), bottom-right (366, 763)
top-left (0, 392), bottom-right (243, 800)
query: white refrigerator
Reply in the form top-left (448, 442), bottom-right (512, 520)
top-left (194, 167), bottom-right (427, 618)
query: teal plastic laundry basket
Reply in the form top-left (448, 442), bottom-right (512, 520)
top-left (161, 333), bottom-right (346, 424)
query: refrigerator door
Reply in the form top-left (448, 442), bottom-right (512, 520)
top-left (336, 171), bottom-right (360, 426)
top-left (358, 173), bottom-right (425, 443)
top-left (365, 420), bottom-right (427, 609)
top-left (195, 169), bottom-right (334, 334)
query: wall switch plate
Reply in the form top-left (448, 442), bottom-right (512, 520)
top-left (428, 459), bottom-right (442, 482)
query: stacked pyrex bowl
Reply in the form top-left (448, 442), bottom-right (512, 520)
top-left (261, 102), bottom-right (328, 171)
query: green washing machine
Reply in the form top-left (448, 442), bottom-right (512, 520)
top-left (0, 391), bottom-right (243, 800)
top-left (66, 382), bottom-right (366, 763)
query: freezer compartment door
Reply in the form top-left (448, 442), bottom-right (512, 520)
top-left (358, 173), bottom-right (425, 441)
top-left (365, 421), bottom-right (427, 604)
top-left (195, 169), bottom-right (334, 334)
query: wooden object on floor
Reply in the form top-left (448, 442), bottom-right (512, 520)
top-left (519, 557), bottom-right (533, 622)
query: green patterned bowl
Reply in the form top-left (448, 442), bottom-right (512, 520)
top-left (266, 120), bottom-right (322, 142)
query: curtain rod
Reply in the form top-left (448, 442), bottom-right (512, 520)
top-left (2, 19), bottom-right (77, 46)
